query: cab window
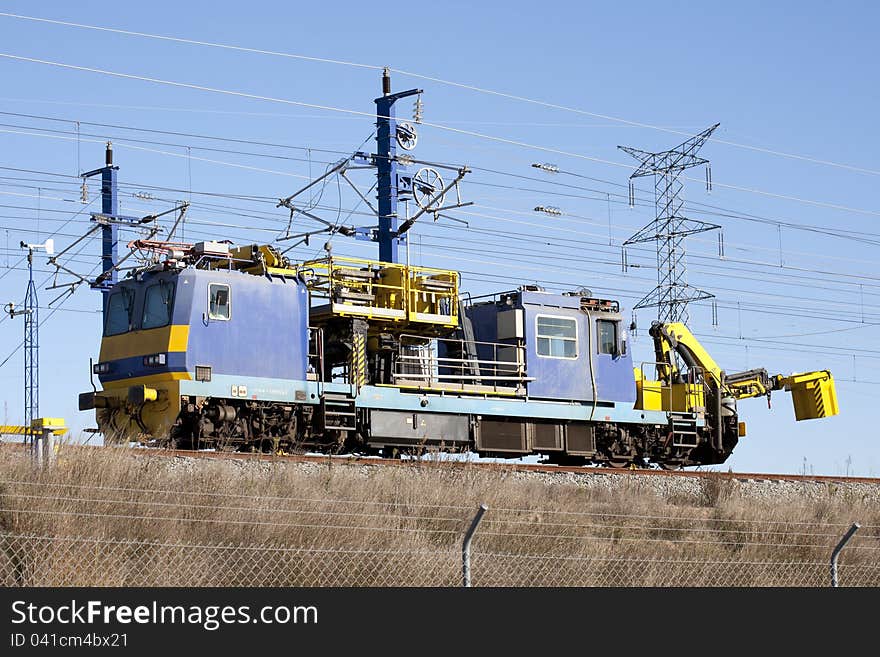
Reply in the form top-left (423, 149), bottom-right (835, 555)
top-left (536, 315), bottom-right (577, 359)
top-left (597, 319), bottom-right (617, 355)
top-left (104, 288), bottom-right (135, 336)
top-left (142, 281), bottom-right (175, 329)
top-left (208, 283), bottom-right (230, 321)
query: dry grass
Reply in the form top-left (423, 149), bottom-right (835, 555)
top-left (0, 443), bottom-right (878, 586)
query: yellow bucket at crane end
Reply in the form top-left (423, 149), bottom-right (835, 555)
top-left (786, 370), bottom-right (839, 421)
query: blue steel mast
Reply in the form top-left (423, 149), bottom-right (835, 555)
top-left (81, 142), bottom-right (119, 300)
top-left (375, 68), bottom-right (421, 263)
top-left (277, 70), bottom-right (469, 262)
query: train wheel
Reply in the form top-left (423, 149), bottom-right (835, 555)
top-left (659, 462), bottom-right (682, 471)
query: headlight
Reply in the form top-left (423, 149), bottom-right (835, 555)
top-left (93, 362), bottom-right (111, 375)
top-left (143, 353), bottom-right (167, 367)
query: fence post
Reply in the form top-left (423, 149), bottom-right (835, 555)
top-left (32, 436), bottom-right (44, 468)
top-left (462, 504), bottom-right (488, 588)
top-left (830, 522), bottom-right (860, 587)
top-left (45, 431), bottom-right (56, 466)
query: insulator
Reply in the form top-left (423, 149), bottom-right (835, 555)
top-left (80, 180), bottom-right (88, 203)
top-left (413, 96), bottom-right (423, 124)
top-left (628, 181), bottom-right (635, 208)
top-left (706, 165), bottom-right (712, 192)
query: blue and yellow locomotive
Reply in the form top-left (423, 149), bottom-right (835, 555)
top-left (79, 239), bottom-right (838, 468)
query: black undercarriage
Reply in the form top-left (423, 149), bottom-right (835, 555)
top-left (156, 394), bottom-right (739, 469)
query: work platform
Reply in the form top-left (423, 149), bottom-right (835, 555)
top-left (297, 256), bottom-right (459, 328)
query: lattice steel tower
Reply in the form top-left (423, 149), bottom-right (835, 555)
top-left (7, 240), bottom-right (51, 439)
top-left (620, 123), bottom-right (720, 324)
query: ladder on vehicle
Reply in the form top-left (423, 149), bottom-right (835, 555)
top-left (668, 412), bottom-right (699, 448)
top-left (320, 392), bottom-right (357, 433)
top-left (458, 300), bottom-right (482, 381)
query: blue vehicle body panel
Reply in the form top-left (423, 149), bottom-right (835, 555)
top-left (101, 353), bottom-right (188, 383)
top-left (466, 290), bottom-right (637, 403)
top-left (178, 373), bottom-right (320, 404)
top-left (594, 351), bottom-right (637, 403)
top-left (97, 268), bottom-right (309, 385)
top-left (357, 384), bottom-right (672, 425)
top-left (520, 301), bottom-right (591, 401)
top-left (181, 269), bottom-right (309, 381)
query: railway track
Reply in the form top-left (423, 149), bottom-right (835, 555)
top-left (4, 441), bottom-right (876, 486)
top-left (138, 447), bottom-right (880, 486)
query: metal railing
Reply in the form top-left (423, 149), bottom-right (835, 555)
top-left (393, 334), bottom-right (531, 393)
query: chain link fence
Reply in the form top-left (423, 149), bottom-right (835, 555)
top-left (1, 519), bottom-right (876, 587)
top-left (1, 453), bottom-right (878, 587)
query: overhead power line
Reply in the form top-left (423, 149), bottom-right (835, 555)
top-left (2, 11), bottom-right (879, 178)
top-left (3, 167), bottom-right (879, 306)
top-left (0, 12), bottom-right (383, 71)
top-left (5, 175), bottom-right (880, 309)
top-left (5, 105), bottom-right (880, 261)
top-left (0, 52), bottom-right (635, 174)
top-left (7, 50), bottom-right (880, 221)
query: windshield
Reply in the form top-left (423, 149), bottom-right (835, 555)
top-left (104, 288), bottom-right (135, 336)
top-left (142, 281), bottom-right (175, 329)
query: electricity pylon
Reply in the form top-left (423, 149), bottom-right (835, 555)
top-left (620, 123), bottom-right (720, 324)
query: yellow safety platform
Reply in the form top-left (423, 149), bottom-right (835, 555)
top-left (785, 370), bottom-right (839, 420)
top-left (297, 256), bottom-right (459, 327)
top-left (0, 417), bottom-right (67, 436)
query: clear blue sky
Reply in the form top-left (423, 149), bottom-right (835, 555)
top-left (0, 1), bottom-right (876, 476)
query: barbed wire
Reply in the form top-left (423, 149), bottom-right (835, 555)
top-left (2, 477), bottom-right (877, 529)
top-left (0, 507), bottom-right (466, 535)
top-left (2, 506), bottom-right (876, 552)
top-left (1, 492), bottom-right (868, 540)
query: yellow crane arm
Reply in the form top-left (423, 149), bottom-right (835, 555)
top-left (648, 321), bottom-right (839, 420)
top-left (724, 368), bottom-right (782, 399)
top-left (649, 322), bottom-right (724, 386)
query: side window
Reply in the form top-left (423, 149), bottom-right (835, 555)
top-left (597, 319), bottom-right (618, 355)
top-left (104, 288), bottom-right (135, 336)
top-left (142, 281), bottom-right (175, 329)
top-left (536, 315), bottom-right (577, 359)
top-left (208, 283), bottom-right (230, 321)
